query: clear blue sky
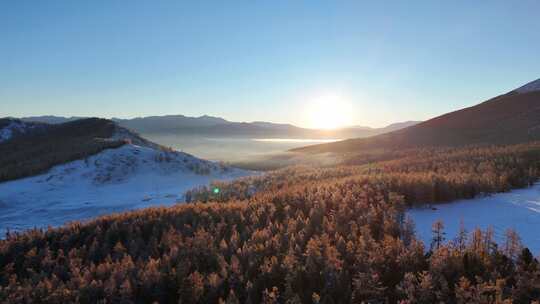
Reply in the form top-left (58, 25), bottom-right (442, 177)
top-left (1, 1), bottom-right (539, 128)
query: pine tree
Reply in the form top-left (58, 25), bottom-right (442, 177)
top-left (503, 229), bottom-right (522, 260)
top-left (430, 220), bottom-right (445, 251)
top-left (455, 219), bottom-right (468, 252)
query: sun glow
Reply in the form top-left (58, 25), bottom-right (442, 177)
top-left (306, 93), bottom-right (354, 130)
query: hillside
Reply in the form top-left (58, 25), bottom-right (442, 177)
top-left (293, 79), bottom-right (540, 153)
top-left (0, 118), bottom-right (127, 182)
top-left (0, 144), bottom-right (248, 236)
top-left (0, 118), bottom-right (250, 235)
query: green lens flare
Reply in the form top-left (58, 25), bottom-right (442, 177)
top-left (213, 188), bottom-right (220, 194)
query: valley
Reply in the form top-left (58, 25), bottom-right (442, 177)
top-left (3, 137), bottom-right (540, 302)
top-left (142, 134), bottom-right (340, 163)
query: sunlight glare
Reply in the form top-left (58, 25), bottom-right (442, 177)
top-left (306, 93), bottom-right (354, 130)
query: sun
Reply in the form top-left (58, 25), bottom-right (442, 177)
top-left (306, 93), bottom-right (354, 130)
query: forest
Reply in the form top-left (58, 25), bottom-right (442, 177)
top-left (189, 143), bottom-right (540, 206)
top-left (2, 142), bottom-right (540, 303)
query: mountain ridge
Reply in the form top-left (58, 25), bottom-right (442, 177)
top-left (514, 78), bottom-right (540, 94)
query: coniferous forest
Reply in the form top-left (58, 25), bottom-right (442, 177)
top-left (1, 143), bottom-right (540, 303)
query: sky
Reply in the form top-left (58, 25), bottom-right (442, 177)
top-left (1, 1), bottom-right (540, 128)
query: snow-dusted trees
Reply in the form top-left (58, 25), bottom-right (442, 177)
top-left (504, 229), bottom-right (523, 260)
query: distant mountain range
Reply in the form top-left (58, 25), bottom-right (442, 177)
top-left (18, 115), bottom-right (420, 140)
top-left (294, 78), bottom-right (540, 153)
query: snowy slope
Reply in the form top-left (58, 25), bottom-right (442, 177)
top-left (409, 183), bottom-right (540, 254)
top-left (0, 144), bottom-right (251, 236)
top-left (111, 124), bottom-right (162, 149)
top-left (0, 119), bottom-right (46, 143)
top-left (515, 78), bottom-right (540, 94)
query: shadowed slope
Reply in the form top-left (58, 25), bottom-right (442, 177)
top-left (0, 118), bottom-right (125, 182)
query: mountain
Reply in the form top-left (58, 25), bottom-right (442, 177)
top-left (293, 79), bottom-right (540, 153)
top-left (113, 117), bottom-right (420, 139)
top-left (250, 121), bottom-right (297, 129)
top-left (0, 118), bottom-right (249, 235)
top-left (109, 116), bottom-right (418, 139)
top-left (112, 115), bottom-right (231, 133)
top-left (21, 114), bottom-right (420, 139)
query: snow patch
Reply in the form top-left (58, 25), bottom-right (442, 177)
top-left (0, 128), bottom-right (13, 143)
top-left (0, 120), bottom-right (42, 143)
top-left (408, 183), bottom-right (540, 254)
top-left (0, 144), bottom-right (252, 236)
top-left (515, 78), bottom-right (540, 94)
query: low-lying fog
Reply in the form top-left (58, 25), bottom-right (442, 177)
top-left (144, 134), bottom-right (341, 169)
top-left (144, 134), bottom-right (339, 161)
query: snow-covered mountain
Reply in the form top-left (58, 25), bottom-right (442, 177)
top-left (0, 119), bottom-right (252, 236)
